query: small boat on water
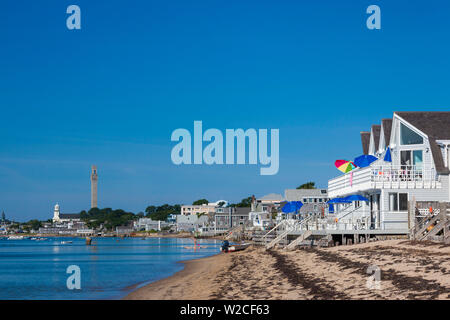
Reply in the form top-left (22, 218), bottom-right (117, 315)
top-left (7, 235), bottom-right (24, 240)
top-left (220, 240), bottom-right (250, 253)
top-left (61, 241), bottom-right (73, 244)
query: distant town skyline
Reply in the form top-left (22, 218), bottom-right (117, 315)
top-left (1, 1), bottom-right (450, 220)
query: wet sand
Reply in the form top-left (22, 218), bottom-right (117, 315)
top-left (125, 240), bottom-right (450, 300)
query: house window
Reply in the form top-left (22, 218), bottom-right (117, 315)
top-left (413, 150), bottom-right (423, 169)
top-left (401, 150), bottom-right (423, 169)
top-left (399, 194), bottom-right (408, 210)
top-left (389, 193), bottom-right (408, 211)
top-left (400, 123), bottom-right (423, 145)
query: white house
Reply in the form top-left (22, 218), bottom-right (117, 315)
top-left (180, 200), bottom-right (228, 216)
top-left (52, 204), bottom-right (81, 223)
top-left (328, 112), bottom-right (450, 233)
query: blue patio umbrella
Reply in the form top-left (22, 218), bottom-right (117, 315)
top-left (327, 198), bottom-right (352, 204)
top-left (328, 203), bottom-right (335, 213)
top-left (343, 195), bottom-right (369, 202)
top-left (281, 201), bottom-right (303, 214)
top-left (354, 154), bottom-right (378, 168)
top-left (384, 147), bottom-right (392, 162)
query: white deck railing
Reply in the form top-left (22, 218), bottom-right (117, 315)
top-left (328, 165), bottom-right (440, 197)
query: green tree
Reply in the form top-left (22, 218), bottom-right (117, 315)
top-left (27, 219), bottom-right (42, 231)
top-left (217, 201), bottom-right (226, 207)
top-left (234, 196), bottom-right (252, 207)
top-left (145, 204), bottom-right (180, 221)
top-left (296, 182), bottom-right (316, 189)
top-left (136, 212), bottom-right (145, 218)
top-left (192, 199), bottom-right (209, 205)
top-left (80, 207), bottom-right (136, 231)
top-left (145, 206), bottom-right (157, 216)
top-left (196, 212), bottom-right (207, 218)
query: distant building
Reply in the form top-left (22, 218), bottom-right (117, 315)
top-left (91, 165), bottom-right (98, 208)
top-left (214, 207), bottom-right (250, 234)
top-left (247, 194), bottom-right (282, 230)
top-left (167, 214), bottom-right (178, 223)
top-left (181, 204), bottom-right (216, 216)
top-left (38, 227), bottom-right (77, 235)
top-left (180, 200), bottom-right (228, 216)
top-left (181, 200), bottom-right (228, 216)
top-left (135, 218), bottom-right (169, 231)
top-left (253, 193), bottom-right (284, 213)
top-left (176, 214), bottom-right (209, 232)
top-left (52, 204), bottom-right (81, 223)
top-left (284, 188), bottom-right (329, 217)
top-left (116, 226), bottom-right (133, 235)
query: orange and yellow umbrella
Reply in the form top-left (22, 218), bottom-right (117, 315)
top-left (334, 160), bottom-right (357, 173)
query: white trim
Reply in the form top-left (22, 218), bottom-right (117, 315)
top-left (394, 114), bottom-right (429, 140)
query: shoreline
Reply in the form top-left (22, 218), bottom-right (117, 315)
top-left (124, 252), bottom-right (228, 300)
top-left (0, 232), bottom-right (222, 240)
top-left (125, 240), bottom-right (450, 300)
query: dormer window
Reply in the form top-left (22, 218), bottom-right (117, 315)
top-left (400, 123), bottom-right (423, 145)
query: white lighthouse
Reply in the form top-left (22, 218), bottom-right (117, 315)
top-left (53, 203), bottom-right (60, 223)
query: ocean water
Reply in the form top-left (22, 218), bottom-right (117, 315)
top-left (0, 237), bottom-right (221, 300)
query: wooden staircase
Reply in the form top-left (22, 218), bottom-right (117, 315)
top-left (284, 230), bottom-right (312, 251)
top-left (419, 218), bottom-right (446, 240)
top-left (414, 214), bottom-right (441, 240)
top-left (413, 204), bottom-right (450, 242)
top-left (266, 229), bottom-right (289, 250)
top-left (225, 224), bottom-right (244, 240)
top-left (252, 230), bottom-right (276, 246)
top-left (445, 221), bottom-right (450, 244)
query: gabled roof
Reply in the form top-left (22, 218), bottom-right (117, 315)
top-left (395, 112), bottom-right (450, 174)
top-left (371, 125), bottom-right (381, 151)
top-left (234, 207), bottom-right (251, 215)
top-left (381, 118), bottom-right (393, 147)
top-left (360, 132), bottom-right (370, 155)
top-left (257, 193), bottom-right (284, 201)
top-left (285, 189), bottom-right (328, 201)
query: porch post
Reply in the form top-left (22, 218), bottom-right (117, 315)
top-left (408, 196), bottom-right (416, 240)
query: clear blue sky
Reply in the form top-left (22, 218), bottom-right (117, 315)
top-left (1, 1), bottom-right (449, 221)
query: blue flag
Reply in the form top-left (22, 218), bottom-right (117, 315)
top-left (384, 147), bottom-right (392, 162)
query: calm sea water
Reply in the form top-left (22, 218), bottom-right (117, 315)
top-left (0, 237), bottom-right (221, 300)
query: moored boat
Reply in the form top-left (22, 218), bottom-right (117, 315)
top-left (220, 240), bottom-right (250, 253)
top-left (7, 235), bottom-right (24, 240)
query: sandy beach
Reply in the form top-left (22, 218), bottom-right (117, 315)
top-left (125, 240), bottom-right (450, 300)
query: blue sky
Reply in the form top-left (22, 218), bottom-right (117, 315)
top-left (1, 0), bottom-right (450, 221)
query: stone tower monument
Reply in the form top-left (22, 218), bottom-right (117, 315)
top-left (91, 165), bottom-right (98, 208)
